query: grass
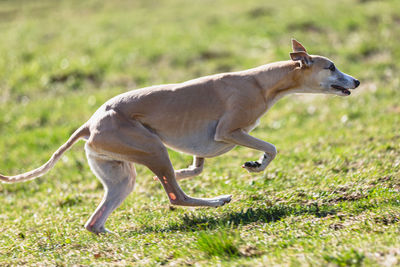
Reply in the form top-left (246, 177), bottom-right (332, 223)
top-left (0, 0), bottom-right (399, 265)
top-left (196, 230), bottom-right (240, 258)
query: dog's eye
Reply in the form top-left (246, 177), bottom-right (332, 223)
top-left (328, 64), bottom-right (336, 72)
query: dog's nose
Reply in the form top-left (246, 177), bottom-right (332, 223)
top-left (354, 79), bottom-right (360, 88)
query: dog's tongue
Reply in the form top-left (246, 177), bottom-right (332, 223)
top-left (342, 89), bottom-right (351, 95)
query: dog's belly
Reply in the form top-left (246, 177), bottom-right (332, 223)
top-left (157, 120), bottom-right (236, 158)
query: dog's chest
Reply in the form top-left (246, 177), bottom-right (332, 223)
top-left (158, 120), bottom-right (235, 158)
top-left (243, 118), bottom-right (261, 133)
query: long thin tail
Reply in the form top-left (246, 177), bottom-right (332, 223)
top-left (0, 125), bottom-right (90, 184)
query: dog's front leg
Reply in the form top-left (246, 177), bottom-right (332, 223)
top-left (242, 153), bottom-right (272, 173)
top-left (215, 128), bottom-right (277, 172)
top-left (175, 156), bottom-right (204, 180)
top-left (153, 156), bottom-right (204, 181)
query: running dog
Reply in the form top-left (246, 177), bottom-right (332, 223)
top-left (0, 40), bottom-right (360, 233)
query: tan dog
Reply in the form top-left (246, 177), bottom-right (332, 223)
top-left (0, 40), bottom-right (360, 233)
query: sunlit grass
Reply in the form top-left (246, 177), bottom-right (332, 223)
top-left (0, 0), bottom-right (399, 265)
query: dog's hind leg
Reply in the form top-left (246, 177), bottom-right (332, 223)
top-left (88, 116), bottom-right (230, 208)
top-left (145, 151), bottom-right (230, 207)
top-left (84, 144), bottom-right (136, 234)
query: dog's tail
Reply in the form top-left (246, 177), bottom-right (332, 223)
top-left (0, 125), bottom-right (90, 184)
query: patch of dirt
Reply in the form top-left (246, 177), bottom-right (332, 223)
top-left (388, 105), bottom-right (400, 114)
top-left (0, 9), bottom-right (18, 23)
top-left (329, 191), bottom-right (365, 203)
top-left (358, 0), bottom-right (383, 3)
top-left (239, 245), bottom-right (264, 257)
top-left (373, 213), bottom-right (400, 225)
top-left (370, 176), bottom-right (392, 185)
top-left (329, 222), bottom-right (345, 230)
top-left (198, 50), bottom-right (231, 60)
top-left (287, 21), bottom-right (322, 33)
top-left (49, 70), bottom-right (101, 84)
top-left (320, 183), bottom-right (368, 204)
top-left (392, 14), bottom-right (400, 25)
top-left (247, 7), bottom-right (272, 18)
top-left (370, 176), bottom-right (400, 190)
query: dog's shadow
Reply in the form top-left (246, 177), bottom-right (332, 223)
top-left (135, 202), bottom-right (337, 234)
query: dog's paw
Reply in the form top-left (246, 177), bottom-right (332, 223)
top-left (242, 161), bottom-right (262, 172)
top-left (212, 194), bottom-right (232, 207)
top-left (243, 161), bottom-right (261, 168)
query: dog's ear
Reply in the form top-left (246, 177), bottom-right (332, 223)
top-left (291, 39), bottom-right (307, 53)
top-left (290, 51), bottom-right (313, 67)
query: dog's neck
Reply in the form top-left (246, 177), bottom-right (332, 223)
top-left (252, 60), bottom-right (306, 105)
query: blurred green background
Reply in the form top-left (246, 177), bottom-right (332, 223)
top-left (0, 0), bottom-right (399, 265)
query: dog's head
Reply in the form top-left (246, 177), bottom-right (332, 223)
top-left (290, 39), bottom-right (360, 96)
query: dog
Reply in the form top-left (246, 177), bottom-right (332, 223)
top-left (0, 39), bottom-right (360, 234)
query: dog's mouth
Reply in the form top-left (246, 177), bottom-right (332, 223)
top-left (331, 84), bottom-right (351, 95)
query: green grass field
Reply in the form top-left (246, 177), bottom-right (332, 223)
top-left (0, 0), bottom-right (399, 265)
